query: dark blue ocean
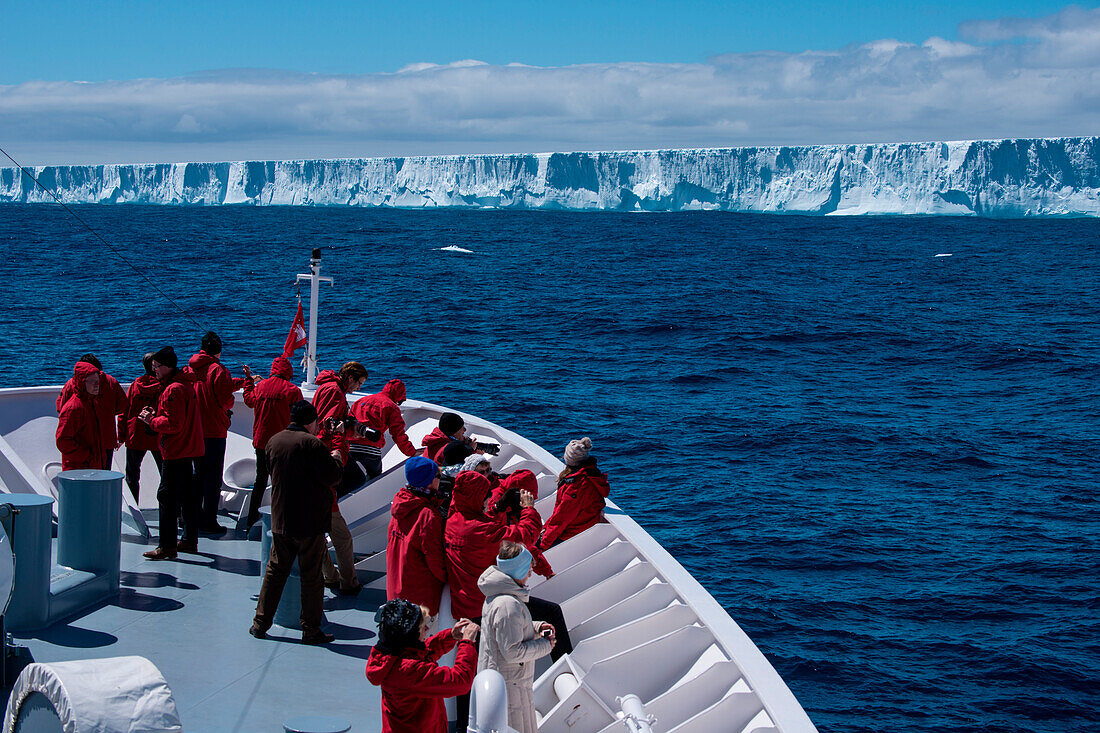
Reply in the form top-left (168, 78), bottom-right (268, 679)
top-left (1, 204), bottom-right (1097, 733)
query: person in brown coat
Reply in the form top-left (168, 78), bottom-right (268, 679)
top-left (249, 400), bottom-right (343, 645)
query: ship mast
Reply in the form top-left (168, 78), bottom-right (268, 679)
top-left (296, 248), bottom-right (333, 390)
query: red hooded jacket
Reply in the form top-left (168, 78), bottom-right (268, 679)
top-left (150, 369), bottom-right (204, 460)
top-left (444, 471), bottom-right (542, 619)
top-left (189, 351), bottom-right (246, 439)
top-left (487, 470), bottom-right (554, 577)
top-left (386, 488), bottom-right (448, 616)
top-left (349, 379), bottom-right (417, 456)
top-left (312, 370), bottom-right (350, 461)
top-left (420, 428), bottom-right (452, 463)
top-left (242, 358), bottom-right (303, 449)
top-left (538, 459), bottom-right (611, 549)
top-left (119, 375), bottom-right (164, 452)
top-left (365, 631), bottom-right (476, 733)
top-left (55, 362), bottom-right (104, 470)
top-left (57, 370), bottom-right (128, 452)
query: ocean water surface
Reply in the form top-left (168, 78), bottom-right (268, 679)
top-left (1, 204), bottom-right (1097, 732)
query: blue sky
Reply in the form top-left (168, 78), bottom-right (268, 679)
top-left (1, 2), bottom-right (1097, 164)
top-left (0, 1), bottom-right (1086, 81)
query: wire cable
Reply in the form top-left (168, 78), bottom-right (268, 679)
top-left (0, 144), bottom-right (208, 334)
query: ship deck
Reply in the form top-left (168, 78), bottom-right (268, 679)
top-left (4, 514), bottom-right (388, 732)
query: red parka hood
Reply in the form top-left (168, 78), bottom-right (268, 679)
top-left (489, 469), bottom-right (538, 508)
top-left (391, 487), bottom-right (443, 522)
top-left (269, 357), bottom-right (293, 379)
top-left (166, 368), bottom-right (198, 385)
top-left (187, 351), bottom-right (218, 378)
top-left (315, 370), bottom-right (341, 387)
top-left (130, 374), bottom-right (162, 398)
top-left (567, 461), bottom-right (611, 498)
top-left (72, 362), bottom-right (99, 398)
top-left (381, 379), bottom-right (406, 402)
top-left (451, 471), bottom-right (492, 517)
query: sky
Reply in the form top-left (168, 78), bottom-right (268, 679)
top-left (1, 1), bottom-right (1098, 165)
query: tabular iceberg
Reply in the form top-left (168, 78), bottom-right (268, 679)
top-left (2, 137), bottom-right (1098, 216)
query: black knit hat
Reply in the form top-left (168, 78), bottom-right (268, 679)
top-left (151, 346), bottom-right (177, 369)
top-left (201, 331), bottom-right (223, 355)
top-left (442, 439), bottom-right (474, 466)
top-left (439, 412), bottom-right (465, 437)
top-left (374, 599), bottom-right (423, 654)
top-left (290, 400), bottom-right (318, 426)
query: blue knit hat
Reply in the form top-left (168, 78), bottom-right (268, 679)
top-left (405, 456), bottom-right (438, 488)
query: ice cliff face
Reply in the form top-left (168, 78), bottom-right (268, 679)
top-left (2, 137), bottom-right (1098, 216)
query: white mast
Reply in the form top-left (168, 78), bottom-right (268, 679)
top-left (296, 248), bottom-right (333, 389)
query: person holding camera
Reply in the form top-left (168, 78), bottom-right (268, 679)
top-left (249, 400), bottom-right (342, 645)
top-left (421, 413), bottom-right (501, 465)
top-left (538, 437), bottom-right (610, 550)
top-left (55, 353), bottom-right (129, 470)
top-left (240, 356), bottom-right (303, 530)
top-left (189, 331), bottom-right (249, 536)
top-left (312, 361), bottom-right (368, 595)
top-left (366, 599), bottom-right (479, 733)
top-left (139, 346), bottom-right (204, 560)
top-left (345, 378), bottom-right (420, 491)
top-left (476, 541), bottom-right (557, 733)
top-left (118, 352), bottom-right (164, 503)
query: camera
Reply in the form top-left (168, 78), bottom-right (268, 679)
top-left (493, 486), bottom-right (521, 517)
top-left (324, 416), bottom-right (382, 442)
top-left (475, 441), bottom-right (501, 456)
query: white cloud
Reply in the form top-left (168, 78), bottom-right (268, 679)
top-left (1, 5), bottom-right (1098, 165)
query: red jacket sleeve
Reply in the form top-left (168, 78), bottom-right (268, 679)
top-left (150, 385), bottom-right (185, 435)
top-left (55, 402), bottom-right (88, 458)
top-left (539, 487), bottom-right (583, 549)
top-left (242, 378), bottom-right (257, 408)
top-left (55, 380), bottom-right (74, 414)
top-left (424, 629), bottom-right (458, 661)
top-left (314, 386), bottom-right (349, 458)
top-left (385, 404), bottom-right (417, 456)
top-left (403, 639), bottom-right (477, 696)
top-left (503, 506), bottom-right (542, 546)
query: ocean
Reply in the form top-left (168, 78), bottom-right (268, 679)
top-left (1, 204), bottom-right (1097, 732)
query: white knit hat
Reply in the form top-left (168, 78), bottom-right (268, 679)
top-left (461, 452), bottom-right (491, 474)
top-left (563, 437), bottom-right (592, 466)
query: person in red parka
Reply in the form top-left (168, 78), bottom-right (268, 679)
top-left (344, 378), bottom-right (419, 493)
top-left (139, 346), bottom-right (204, 561)
top-left (312, 361), bottom-right (368, 594)
top-left (119, 352), bottom-right (164, 503)
top-left (365, 599), bottom-right (479, 733)
top-left (56, 353), bottom-right (128, 470)
top-left (189, 332), bottom-right (248, 535)
top-left (421, 412), bottom-right (468, 464)
top-left (55, 361), bottom-right (105, 471)
top-left (538, 437), bottom-right (611, 549)
top-left (445, 470), bottom-right (542, 622)
top-left (241, 356), bottom-right (303, 529)
top-left (386, 457), bottom-right (448, 616)
top-left (487, 468), bottom-right (554, 579)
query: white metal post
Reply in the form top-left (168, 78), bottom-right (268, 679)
top-left (296, 248), bottom-right (333, 390)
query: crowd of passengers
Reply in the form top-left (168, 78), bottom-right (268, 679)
top-left (53, 335), bottom-right (612, 733)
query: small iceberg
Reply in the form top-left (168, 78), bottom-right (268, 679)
top-left (934, 253), bottom-right (953, 257)
top-left (437, 245), bottom-right (473, 254)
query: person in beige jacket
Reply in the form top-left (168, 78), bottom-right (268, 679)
top-left (476, 541), bottom-right (557, 733)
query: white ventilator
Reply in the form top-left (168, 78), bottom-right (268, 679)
top-left (2, 656), bottom-right (182, 733)
top-left (468, 669), bottom-right (518, 733)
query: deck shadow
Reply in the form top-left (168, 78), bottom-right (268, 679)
top-left (20, 624), bottom-right (117, 649)
top-left (174, 552), bottom-right (261, 577)
top-left (114, 589), bottom-right (185, 613)
top-left (120, 570), bottom-right (199, 591)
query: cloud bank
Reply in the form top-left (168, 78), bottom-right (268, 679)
top-left (2, 5), bottom-right (1098, 165)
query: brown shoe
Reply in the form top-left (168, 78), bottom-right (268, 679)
top-left (176, 539), bottom-right (198, 553)
top-left (143, 546), bottom-right (177, 561)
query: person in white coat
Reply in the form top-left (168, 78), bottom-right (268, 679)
top-left (476, 541), bottom-right (557, 733)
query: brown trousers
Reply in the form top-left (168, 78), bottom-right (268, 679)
top-left (253, 532), bottom-right (326, 634)
top-left (321, 507), bottom-right (357, 589)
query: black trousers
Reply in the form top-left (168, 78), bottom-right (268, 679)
top-left (527, 596), bottom-right (572, 660)
top-left (124, 447), bottom-right (163, 503)
top-left (253, 532), bottom-right (327, 634)
top-left (339, 448), bottom-right (381, 497)
top-left (158, 456), bottom-right (201, 549)
top-left (245, 447), bottom-right (269, 528)
top-left (200, 437), bottom-right (226, 525)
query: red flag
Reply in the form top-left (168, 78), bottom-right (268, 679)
top-left (282, 300), bottom-right (307, 358)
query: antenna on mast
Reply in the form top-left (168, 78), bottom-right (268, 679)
top-left (296, 248), bottom-right (333, 389)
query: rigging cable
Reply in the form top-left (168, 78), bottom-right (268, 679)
top-left (0, 144), bottom-right (208, 334)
